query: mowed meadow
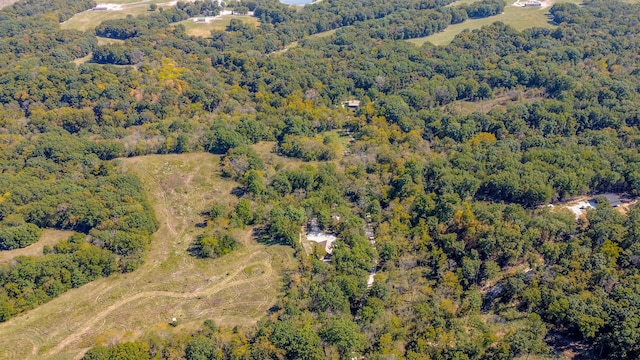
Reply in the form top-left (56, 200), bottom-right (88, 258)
top-left (60, 0), bottom-right (174, 32)
top-left (60, 0), bottom-right (260, 35)
top-left (409, 0), bottom-right (580, 46)
top-left (410, 0), bottom-right (640, 46)
top-left (0, 153), bottom-right (293, 360)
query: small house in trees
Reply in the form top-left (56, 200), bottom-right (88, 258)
top-left (342, 100), bottom-right (361, 109)
top-left (602, 193), bottom-right (622, 207)
top-left (305, 217), bottom-right (337, 255)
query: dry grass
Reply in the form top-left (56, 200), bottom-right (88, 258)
top-left (409, 0), bottom-right (583, 46)
top-left (444, 89), bottom-right (545, 115)
top-left (177, 15), bottom-right (260, 37)
top-left (251, 141), bottom-right (325, 174)
top-left (0, 229), bottom-right (74, 265)
top-left (73, 53), bottom-right (93, 66)
top-left (251, 134), bottom-right (348, 173)
top-left (274, 27), bottom-right (347, 55)
top-left (60, 0), bottom-right (176, 32)
top-left (96, 36), bottom-right (125, 45)
top-left (445, 0), bottom-right (480, 6)
top-left (309, 28), bottom-right (339, 39)
top-left (0, 153), bottom-right (294, 360)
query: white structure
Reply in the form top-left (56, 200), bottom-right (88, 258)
top-left (92, 4), bottom-right (123, 11)
top-left (342, 100), bottom-right (361, 109)
top-left (305, 218), bottom-right (337, 254)
top-left (566, 200), bottom-right (596, 219)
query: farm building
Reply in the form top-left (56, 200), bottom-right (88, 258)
top-left (523, 1), bottom-right (542, 6)
top-left (93, 5), bottom-right (108, 10)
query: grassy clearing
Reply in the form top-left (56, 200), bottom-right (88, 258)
top-left (0, 153), bottom-right (294, 360)
top-left (250, 132), bottom-right (349, 172)
top-left (445, 89), bottom-right (545, 115)
top-left (409, 0), bottom-right (583, 46)
top-left (0, 229), bottom-right (75, 265)
top-left (445, 0), bottom-right (480, 7)
top-left (274, 27), bottom-right (349, 55)
top-left (60, 0), bottom-right (173, 32)
top-left (97, 36), bottom-right (125, 45)
top-left (251, 141), bottom-right (318, 171)
top-left (309, 28), bottom-right (339, 39)
top-left (177, 15), bottom-right (260, 37)
top-left (73, 53), bottom-right (93, 65)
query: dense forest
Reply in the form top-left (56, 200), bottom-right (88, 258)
top-left (0, 0), bottom-right (639, 358)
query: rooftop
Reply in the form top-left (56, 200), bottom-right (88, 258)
top-left (601, 193), bottom-right (622, 207)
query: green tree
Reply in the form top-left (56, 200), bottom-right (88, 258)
top-left (270, 322), bottom-right (324, 360)
top-left (320, 319), bottom-right (366, 358)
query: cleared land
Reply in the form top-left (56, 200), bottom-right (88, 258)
top-left (60, 0), bottom-right (178, 32)
top-left (445, 89), bottom-right (544, 115)
top-left (412, 0), bottom-right (640, 46)
top-left (97, 36), bottom-right (125, 45)
top-left (0, 153), bottom-right (293, 360)
top-left (409, 0), bottom-right (580, 46)
top-left (177, 15), bottom-right (260, 37)
top-left (0, 229), bottom-right (75, 265)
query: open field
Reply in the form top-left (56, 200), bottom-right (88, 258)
top-left (412, 0), bottom-right (640, 46)
top-left (60, 0), bottom-right (178, 32)
top-left (0, 153), bottom-right (293, 360)
top-left (97, 36), bottom-right (125, 45)
top-left (445, 89), bottom-right (545, 115)
top-left (273, 27), bottom-right (350, 54)
top-left (73, 53), bottom-right (93, 65)
top-left (409, 0), bottom-right (582, 46)
top-left (445, 0), bottom-right (480, 6)
top-left (177, 15), bottom-right (260, 37)
top-left (250, 132), bottom-right (350, 171)
top-left (0, 229), bottom-right (74, 265)
top-left (309, 28), bottom-right (340, 39)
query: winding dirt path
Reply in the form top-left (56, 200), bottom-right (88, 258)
top-left (0, 153), bottom-right (290, 360)
top-left (48, 254), bottom-right (273, 355)
top-left (0, 229), bottom-right (74, 264)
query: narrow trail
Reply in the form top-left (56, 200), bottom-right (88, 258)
top-left (48, 254), bottom-right (272, 355)
top-left (365, 214), bottom-right (378, 289)
top-left (0, 229), bottom-right (74, 264)
top-left (0, 154), bottom-right (288, 360)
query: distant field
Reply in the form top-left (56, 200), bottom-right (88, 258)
top-left (96, 36), bottom-right (125, 45)
top-left (0, 153), bottom-right (293, 360)
top-left (60, 0), bottom-right (176, 32)
top-left (445, 88), bottom-right (545, 116)
top-left (445, 0), bottom-right (479, 6)
top-left (310, 28), bottom-right (340, 39)
top-left (409, 0), bottom-right (581, 46)
top-left (177, 15), bottom-right (260, 37)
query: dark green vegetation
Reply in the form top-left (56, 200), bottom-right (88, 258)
top-left (0, 0), bottom-right (638, 358)
top-left (190, 231), bottom-right (238, 258)
top-left (0, 132), bottom-right (158, 321)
